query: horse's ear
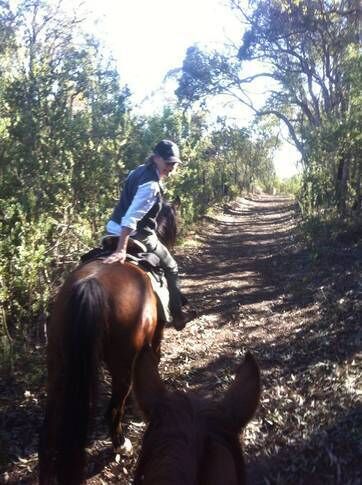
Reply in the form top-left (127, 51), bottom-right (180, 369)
top-left (220, 352), bottom-right (261, 432)
top-left (133, 345), bottom-right (167, 420)
top-left (173, 195), bottom-right (181, 210)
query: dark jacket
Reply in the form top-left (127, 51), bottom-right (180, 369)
top-left (110, 162), bottom-right (162, 236)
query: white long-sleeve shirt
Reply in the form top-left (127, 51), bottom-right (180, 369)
top-left (107, 178), bottom-right (161, 236)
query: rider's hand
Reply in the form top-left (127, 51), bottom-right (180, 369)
top-left (104, 249), bottom-right (126, 264)
top-left (104, 227), bottom-right (131, 265)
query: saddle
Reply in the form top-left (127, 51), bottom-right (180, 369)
top-left (81, 235), bottom-right (160, 271)
top-left (80, 236), bottom-right (171, 322)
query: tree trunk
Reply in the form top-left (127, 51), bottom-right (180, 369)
top-left (336, 156), bottom-right (350, 217)
top-left (352, 157), bottom-right (361, 216)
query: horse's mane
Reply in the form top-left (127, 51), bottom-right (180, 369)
top-left (156, 200), bottom-right (178, 248)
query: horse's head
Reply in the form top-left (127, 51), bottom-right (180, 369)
top-left (133, 346), bottom-right (261, 484)
top-left (156, 197), bottom-right (180, 249)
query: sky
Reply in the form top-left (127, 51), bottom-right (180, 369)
top-left (84, 0), bottom-right (241, 101)
top-left (70, 0), bottom-right (301, 178)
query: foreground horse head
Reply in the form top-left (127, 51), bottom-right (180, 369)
top-left (133, 346), bottom-right (261, 485)
top-left (38, 199), bottom-right (179, 485)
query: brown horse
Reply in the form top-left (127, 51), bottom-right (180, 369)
top-left (133, 346), bottom-right (261, 485)
top-left (38, 202), bottom-right (178, 485)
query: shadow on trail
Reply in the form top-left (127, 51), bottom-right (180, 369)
top-left (181, 198), bottom-right (311, 322)
top-left (175, 196), bottom-right (361, 483)
top-left (0, 385), bottom-right (43, 483)
top-left (247, 405), bottom-right (361, 485)
top-left (162, 303), bottom-right (360, 484)
top-left (183, 197), bottom-right (360, 332)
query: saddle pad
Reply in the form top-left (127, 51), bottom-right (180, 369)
top-left (145, 270), bottom-right (172, 324)
top-left (126, 259), bottom-right (171, 323)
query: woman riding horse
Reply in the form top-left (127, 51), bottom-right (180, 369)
top-left (105, 139), bottom-right (195, 329)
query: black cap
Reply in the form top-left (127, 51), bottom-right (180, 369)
top-left (153, 140), bottom-right (182, 164)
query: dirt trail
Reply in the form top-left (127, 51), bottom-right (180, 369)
top-left (140, 194), bottom-right (360, 485)
top-left (166, 195), bottom-right (295, 372)
top-left (2, 195), bottom-right (360, 484)
top-left (160, 195), bottom-right (296, 397)
top-left (103, 194), bottom-right (301, 485)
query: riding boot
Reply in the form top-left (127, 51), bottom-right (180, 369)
top-left (166, 273), bottom-right (196, 330)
